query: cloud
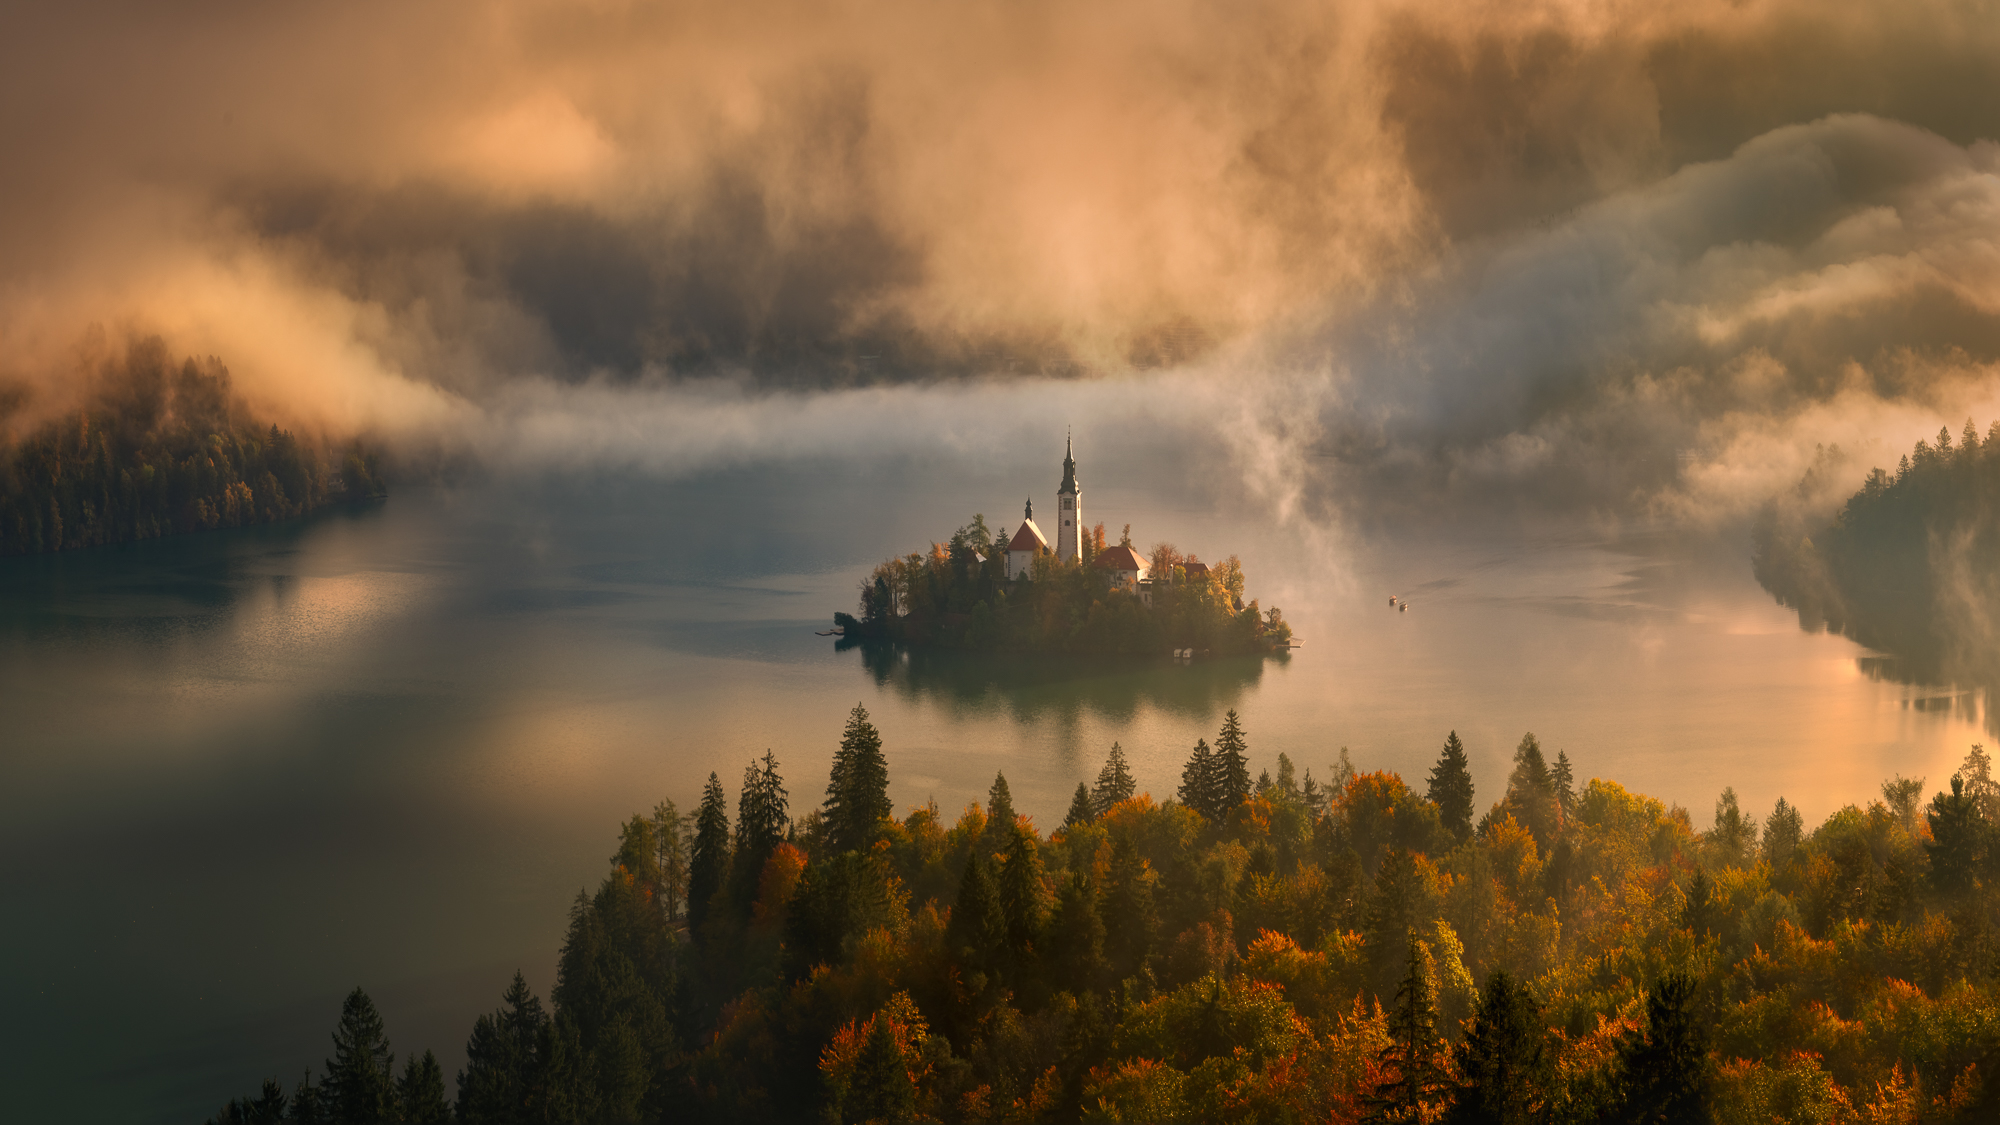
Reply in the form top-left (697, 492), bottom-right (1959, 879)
top-left (3, 0), bottom-right (2000, 523)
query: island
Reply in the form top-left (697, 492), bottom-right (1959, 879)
top-left (833, 437), bottom-right (1293, 655)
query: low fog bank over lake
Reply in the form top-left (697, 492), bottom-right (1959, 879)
top-left (0, 453), bottom-right (1980, 1122)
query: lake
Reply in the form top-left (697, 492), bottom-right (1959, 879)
top-left (0, 457), bottom-right (1983, 1123)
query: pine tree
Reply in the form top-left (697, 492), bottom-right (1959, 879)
top-left (825, 703), bottom-right (892, 854)
top-left (688, 772), bottom-right (731, 934)
top-left (1214, 710), bottom-right (1252, 813)
top-left (947, 852), bottom-right (1007, 982)
top-left (1762, 797), bottom-right (1803, 872)
top-left (1447, 970), bottom-right (1546, 1125)
top-left (1091, 742), bottom-right (1137, 816)
top-left (1178, 739), bottom-right (1218, 821)
top-left (983, 771), bottom-right (1017, 855)
top-left (455, 971), bottom-right (545, 1125)
top-left (651, 798), bottom-right (688, 922)
top-left (846, 1011), bottom-right (916, 1124)
top-left (397, 1051), bottom-right (451, 1124)
top-left (289, 1072), bottom-right (326, 1125)
top-left (1552, 750), bottom-right (1578, 821)
top-left (1368, 933), bottom-right (1447, 1119)
top-left (1100, 836), bottom-right (1157, 982)
top-left (1619, 973), bottom-right (1711, 1124)
top-left (998, 825), bottom-right (1049, 972)
top-left (1927, 775), bottom-right (1983, 898)
top-left (1428, 731), bottom-right (1476, 842)
top-left (732, 751), bottom-right (789, 914)
top-left (322, 987), bottom-right (395, 1125)
top-left (1275, 752), bottom-right (1299, 799)
top-left (1047, 873), bottom-right (1108, 995)
top-left (1063, 782), bottom-right (1095, 829)
top-left (1503, 732), bottom-right (1558, 844)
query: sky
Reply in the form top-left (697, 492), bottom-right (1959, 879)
top-left (4, 0), bottom-right (2000, 526)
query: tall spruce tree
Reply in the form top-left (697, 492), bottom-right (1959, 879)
top-left (1100, 836), bottom-right (1157, 981)
top-left (825, 703), bottom-right (892, 854)
top-left (1447, 970), bottom-right (1546, 1125)
top-left (1092, 742), bottom-right (1137, 815)
top-left (1551, 751), bottom-right (1578, 822)
top-left (1368, 934), bottom-right (1447, 1119)
top-left (947, 852), bottom-right (1007, 982)
top-left (1178, 739), bottom-right (1219, 821)
top-left (1619, 973), bottom-right (1711, 1124)
top-left (289, 1073), bottom-right (326, 1125)
top-left (322, 987), bottom-right (396, 1125)
top-left (1428, 731), bottom-right (1476, 842)
top-left (846, 1012), bottom-right (916, 1125)
top-left (455, 971), bottom-right (546, 1125)
top-left (1214, 710), bottom-right (1252, 814)
top-left (397, 1051), bottom-right (451, 1124)
top-left (1503, 732), bottom-right (1559, 844)
top-left (983, 771), bottom-right (1018, 855)
top-left (998, 825), bottom-right (1049, 972)
top-left (1927, 775), bottom-right (1983, 898)
top-left (688, 772), bottom-right (731, 934)
top-left (1047, 873), bottom-right (1108, 995)
top-left (733, 750), bottom-right (790, 915)
top-left (1063, 782), bottom-right (1095, 830)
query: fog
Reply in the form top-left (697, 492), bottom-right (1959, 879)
top-left (4, 0), bottom-right (2000, 524)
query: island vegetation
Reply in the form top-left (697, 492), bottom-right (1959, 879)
top-left (1754, 420), bottom-right (2000, 679)
top-left (208, 706), bottom-right (2000, 1124)
top-left (833, 516), bottom-right (1292, 655)
top-left (0, 336), bottom-right (384, 556)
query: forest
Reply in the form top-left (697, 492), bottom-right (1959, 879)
top-left (0, 336), bottom-right (384, 555)
top-left (1754, 420), bottom-right (2000, 678)
top-left (833, 516), bottom-right (1292, 655)
top-left (209, 706), bottom-right (2000, 1124)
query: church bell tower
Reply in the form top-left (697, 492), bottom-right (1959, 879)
top-left (1056, 433), bottom-right (1081, 563)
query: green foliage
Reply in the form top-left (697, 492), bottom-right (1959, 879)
top-left (1092, 742), bottom-right (1137, 817)
top-left (1429, 731), bottom-right (1476, 843)
top-left (689, 772), bottom-right (731, 934)
top-left (0, 337), bottom-right (381, 555)
top-left (1063, 783), bottom-right (1095, 830)
top-left (322, 988), bottom-right (395, 1125)
top-left (1448, 970), bottom-right (1548, 1125)
top-left (1619, 973), bottom-right (1712, 1124)
top-left (825, 704), bottom-right (892, 855)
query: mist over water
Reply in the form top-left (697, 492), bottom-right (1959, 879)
top-left (0, 452), bottom-right (1984, 1122)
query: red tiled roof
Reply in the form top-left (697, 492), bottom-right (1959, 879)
top-left (1183, 561), bottom-right (1209, 576)
top-left (1008, 520), bottom-right (1048, 551)
top-left (1092, 544), bottom-right (1147, 572)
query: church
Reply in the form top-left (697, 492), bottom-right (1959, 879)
top-left (993, 437), bottom-right (1151, 593)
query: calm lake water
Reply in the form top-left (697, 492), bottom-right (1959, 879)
top-left (0, 456), bottom-right (1984, 1123)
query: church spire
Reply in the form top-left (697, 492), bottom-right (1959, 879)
top-left (1059, 432), bottom-right (1078, 496)
top-left (1024, 497), bottom-right (1033, 520)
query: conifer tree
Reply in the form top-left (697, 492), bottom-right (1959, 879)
top-left (846, 1011), bottom-right (916, 1124)
top-left (289, 1072), bottom-right (326, 1125)
top-left (1063, 782), bottom-right (1095, 830)
top-left (1927, 775), bottom-right (1983, 898)
top-left (1369, 933), bottom-right (1447, 1118)
top-left (322, 987), bottom-right (395, 1125)
top-left (998, 825), bottom-right (1049, 970)
top-left (1552, 750), bottom-right (1578, 821)
top-left (1447, 970), bottom-right (1546, 1125)
top-left (732, 751), bottom-right (789, 912)
top-left (455, 971), bottom-right (546, 1124)
top-left (1178, 739), bottom-right (1218, 821)
top-left (948, 852), bottom-right (1007, 982)
top-left (1091, 742), bottom-right (1137, 815)
top-left (1100, 836), bottom-right (1157, 981)
top-left (1762, 797), bottom-right (1803, 872)
top-left (1275, 752), bottom-right (1299, 799)
top-left (1503, 732), bottom-right (1558, 844)
top-left (983, 771), bottom-right (1017, 855)
top-left (1619, 973), bottom-right (1711, 1124)
top-left (1214, 710), bottom-right (1252, 813)
top-left (1047, 873), bottom-right (1108, 995)
top-left (825, 703), bottom-right (892, 854)
top-left (688, 772), bottom-right (731, 934)
top-left (397, 1050), bottom-right (451, 1124)
top-left (650, 798), bottom-right (688, 922)
top-left (1428, 731), bottom-right (1475, 842)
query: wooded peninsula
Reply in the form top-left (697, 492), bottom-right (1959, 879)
top-left (833, 517), bottom-right (1294, 656)
top-left (0, 337), bottom-right (384, 556)
top-left (208, 706), bottom-right (2000, 1124)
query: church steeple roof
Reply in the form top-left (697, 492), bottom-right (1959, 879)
top-left (1059, 433), bottom-right (1078, 495)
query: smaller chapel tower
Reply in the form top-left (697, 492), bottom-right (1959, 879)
top-left (1056, 434), bottom-right (1082, 563)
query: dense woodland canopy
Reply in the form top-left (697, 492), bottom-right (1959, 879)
top-left (0, 337), bottom-right (384, 555)
top-left (210, 705), bottom-right (2000, 1124)
top-left (834, 518), bottom-right (1292, 655)
top-left (1755, 421), bottom-right (2000, 678)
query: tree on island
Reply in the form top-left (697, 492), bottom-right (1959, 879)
top-left (825, 704), bottom-right (891, 854)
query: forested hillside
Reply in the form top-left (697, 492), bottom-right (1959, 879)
top-left (0, 337), bottom-right (383, 555)
top-left (209, 709), bottom-right (2000, 1124)
top-left (1754, 421), bottom-right (2000, 674)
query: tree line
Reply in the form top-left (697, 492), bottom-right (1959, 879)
top-left (0, 336), bottom-right (384, 556)
top-left (1754, 421), bottom-right (2000, 675)
top-left (209, 707), bottom-right (2000, 1123)
top-left (834, 516), bottom-right (1291, 655)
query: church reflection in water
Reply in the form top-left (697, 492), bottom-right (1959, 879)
top-left (837, 635), bottom-right (1278, 726)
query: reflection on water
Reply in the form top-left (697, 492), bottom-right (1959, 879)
top-left (1855, 654), bottom-right (1994, 734)
top-left (845, 638), bottom-right (1272, 724)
